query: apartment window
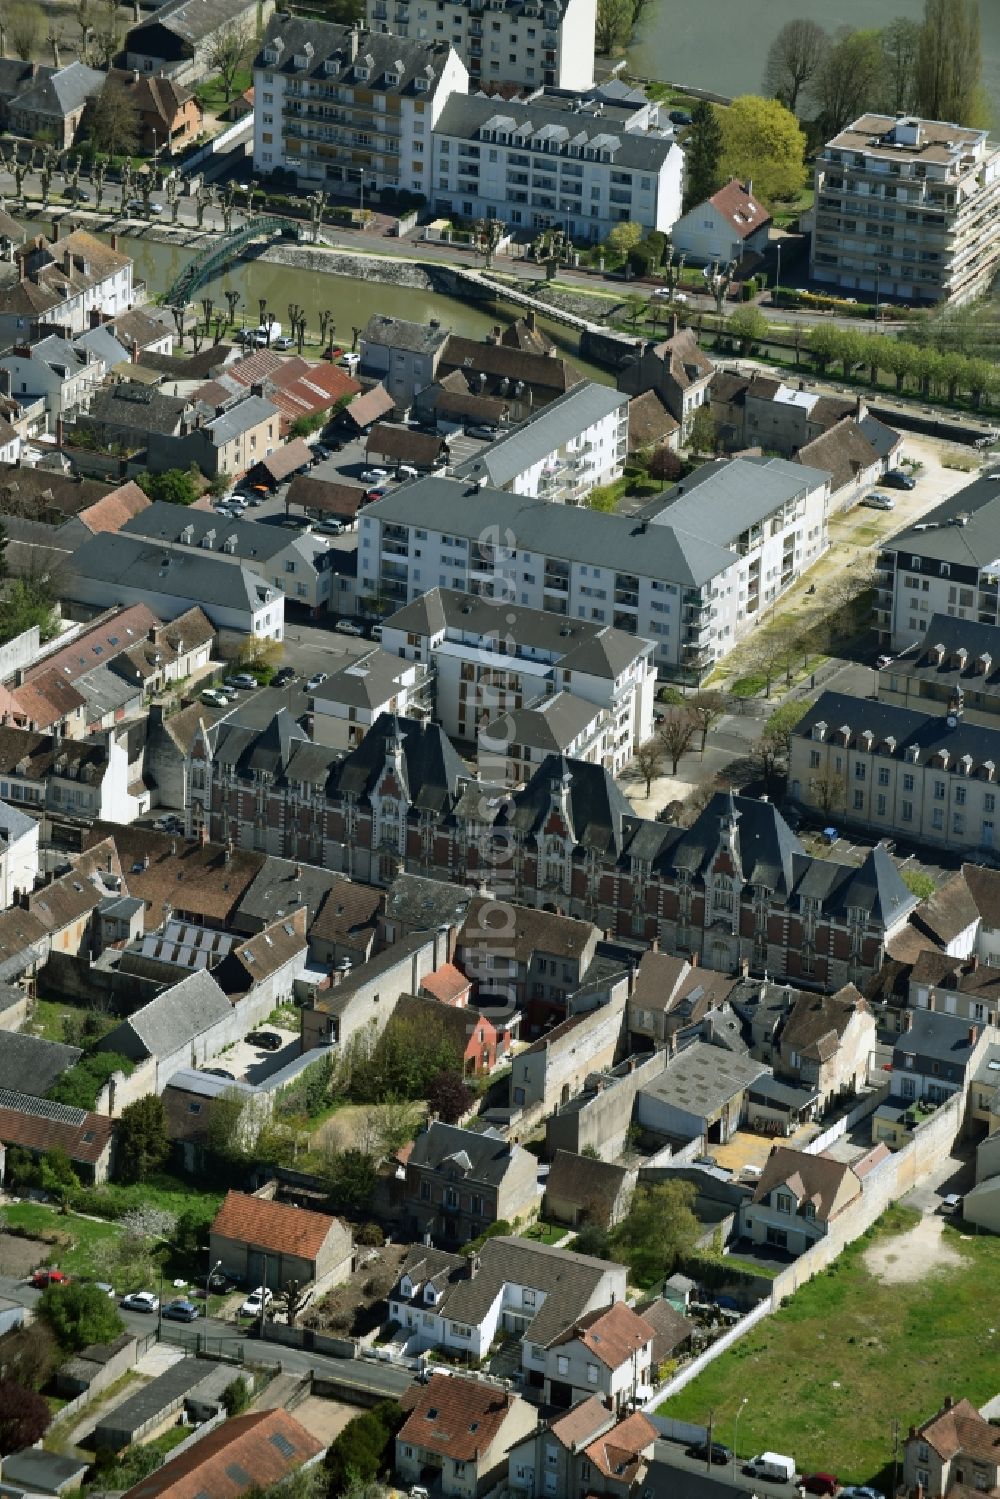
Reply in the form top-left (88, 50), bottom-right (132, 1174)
top-left (586, 1363), bottom-right (599, 1384)
top-left (877, 794), bottom-right (887, 816)
top-left (776, 1193), bottom-right (793, 1214)
top-left (901, 799), bottom-right (913, 822)
top-left (854, 762), bottom-right (866, 780)
top-left (934, 780), bottom-right (946, 800)
top-left (903, 773), bottom-right (915, 792)
top-left (986, 794), bottom-right (996, 813)
top-left (932, 808), bottom-right (944, 830)
top-left (810, 750), bottom-right (821, 768)
top-left (953, 813), bottom-right (965, 834)
top-left (523, 1289), bottom-right (536, 1307)
top-left (878, 767), bottom-right (890, 786)
top-left (853, 790), bottom-right (865, 810)
top-left (557, 1355), bottom-right (569, 1375)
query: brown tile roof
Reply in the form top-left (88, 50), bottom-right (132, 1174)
top-left (550, 1301), bottom-right (654, 1368)
top-left (917, 1397), bottom-right (1000, 1463)
top-left (0, 725), bottom-right (108, 781)
top-left (796, 417), bottom-right (881, 493)
top-left (345, 384), bottom-right (395, 429)
top-left (26, 840), bottom-right (121, 934)
top-left (210, 1190), bottom-right (341, 1262)
top-left (545, 1151), bottom-right (631, 1223)
top-left (0, 1092), bottom-right (114, 1164)
top-left (23, 606), bottom-right (158, 685)
top-left (420, 962), bottom-right (472, 1004)
top-left (915, 870), bottom-right (981, 947)
top-left (706, 178), bottom-right (772, 240)
top-left (285, 474), bottom-right (367, 518)
top-left (77, 481), bottom-right (151, 537)
top-left (884, 923), bottom-right (930, 967)
top-left (9, 672), bottom-right (86, 730)
top-left (0, 463), bottom-right (113, 518)
top-left (460, 897), bottom-right (597, 966)
top-left (398, 1373), bottom-right (522, 1462)
top-left (83, 824), bottom-right (265, 931)
top-left (547, 1397), bottom-right (616, 1449)
top-left (501, 315), bottom-right (555, 355)
top-left (635, 1297), bottom-right (693, 1363)
top-left (250, 437), bottom-right (312, 483)
top-left (961, 863), bottom-right (1000, 927)
top-left (908, 951), bottom-right (1000, 1004)
top-left (650, 327), bottom-right (714, 392)
top-left (440, 336), bottom-right (583, 398)
top-left (111, 606), bottom-right (215, 683)
top-left (628, 390), bottom-right (679, 452)
top-left (779, 984), bottom-right (870, 1063)
top-left (213, 908), bottom-right (307, 996)
top-left (366, 422), bottom-right (446, 467)
top-left (311, 879), bottom-right (383, 944)
top-left (852, 1142), bottom-right (892, 1180)
top-left (752, 1145), bottom-right (862, 1223)
top-left (112, 308), bottom-right (170, 351)
top-left (583, 1410), bottom-right (658, 1479)
top-left (395, 991), bottom-right (492, 1053)
top-left (123, 1409), bottom-right (322, 1499)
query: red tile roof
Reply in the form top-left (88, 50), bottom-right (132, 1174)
top-left (398, 1373), bottom-right (521, 1461)
top-left (210, 1189), bottom-right (340, 1262)
top-left (550, 1301), bottom-right (654, 1368)
top-left (78, 481), bottom-right (151, 536)
top-left (345, 384), bottom-right (395, 429)
top-left (420, 962), bottom-right (472, 1005)
top-left (583, 1410), bottom-right (657, 1480)
top-left (706, 178), bottom-right (772, 240)
top-left (918, 1398), bottom-right (1000, 1462)
top-left (123, 1410), bottom-right (322, 1499)
top-left (0, 1096), bottom-right (114, 1165)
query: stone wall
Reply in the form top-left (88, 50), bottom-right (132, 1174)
top-left (546, 1048), bottom-right (667, 1160)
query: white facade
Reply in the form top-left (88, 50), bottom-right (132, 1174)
top-left (366, 0), bottom-right (596, 91)
top-left (310, 649), bottom-right (432, 750)
top-left (0, 801), bottom-right (40, 905)
top-left (463, 385), bottom-right (628, 502)
top-left (0, 342), bottom-right (105, 430)
top-left (0, 735), bottom-right (147, 825)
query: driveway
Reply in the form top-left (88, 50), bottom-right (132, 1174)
top-left (898, 1144), bottom-right (975, 1217)
top-left (209, 1025), bottom-right (301, 1084)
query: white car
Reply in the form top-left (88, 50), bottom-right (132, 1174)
top-left (863, 493), bottom-right (895, 511)
top-left (240, 1286), bottom-right (273, 1317)
top-left (121, 1291), bottom-right (159, 1313)
top-left (306, 671), bottom-right (328, 691)
top-left (361, 468), bottom-right (389, 483)
top-left (200, 688), bottom-right (231, 708)
top-left (335, 619), bottom-right (365, 636)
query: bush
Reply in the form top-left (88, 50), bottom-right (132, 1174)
top-left (729, 674), bottom-right (766, 698)
top-left (47, 1053), bottom-right (134, 1110)
top-left (463, 1220), bottom-right (511, 1256)
top-left (355, 1222), bottom-right (385, 1247)
top-left (221, 1376), bottom-right (252, 1416)
top-left (138, 468), bottom-right (201, 506)
top-left (37, 1283), bottom-right (125, 1352)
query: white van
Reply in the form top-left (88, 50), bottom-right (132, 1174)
top-left (339, 351), bottom-right (361, 371)
top-left (744, 1453), bottom-right (796, 1483)
top-left (397, 463), bottom-right (418, 479)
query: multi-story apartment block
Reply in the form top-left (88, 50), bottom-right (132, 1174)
top-left (877, 613), bottom-right (1000, 726)
top-left (431, 87), bottom-right (683, 240)
top-left (359, 314), bottom-right (451, 411)
top-left (253, 17), bottom-right (468, 201)
top-left (366, 0), bottom-right (595, 91)
top-left (360, 459), bottom-right (829, 679)
top-left (811, 114), bottom-right (1000, 305)
top-left (189, 710), bottom-right (917, 992)
top-left (874, 471), bottom-right (1000, 652)
top-left (379, 586), bottom-right (655, 771)
top-left (457, 383), bottom-right (628, 501)
top-left (789, 691), bottom-right (1000, 855)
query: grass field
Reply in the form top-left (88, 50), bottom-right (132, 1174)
top-left (28, 997), bottom-right (117, 1046)
top-left (3, 1202), bottom-right (122, 1279)
top-left (659, 1206), bottom-right (1000, 1484)
top-left (517, 1221), bottom-right (566, 1246)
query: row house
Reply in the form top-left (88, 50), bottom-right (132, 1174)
top-left (188, 710), bottom-right (918, 993)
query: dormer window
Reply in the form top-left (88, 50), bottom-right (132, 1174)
top-left (400, 1276), bottom-right (413, 1297)
top-left (385, 71), bottom-right (399, 85)
top-left (424, 1284), bottom-right (439, 1305)
top-left (264, 38), bottom-right (282, 64)
top-left (416, 74), bottom-right (429, 91)
top-left (293, 42), bottom-right (314, 68)
top-left (356, 64), bottom-right (369, 79)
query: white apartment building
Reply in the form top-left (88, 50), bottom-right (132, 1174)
top-left (309, 646), bottom-right (433, 749)
top-left (363, 461), bottom-right (828, 679)
top-left (789, 691), bottom-right (1000, 855)
top-left (366, 0), bottom-right (595, 91)
top-left (875, 471), bottom-right (1000, 653)
top-left (253, 16), bottom-right (468, 201)
top-left (0, 799), bottom-right (40, 907)
top-left (457, 382), bottom-right (627, 501)
top-left (21, 229), bottom-right (134, 334)
top-left (811, 113), bottom-right (1000, 305)
top-left (431, 86), bottom-right (683, 241)
top-left (478, 692), bottom-right (618, 782)
top-left (379, 586), bottom-right (655, 756)
top-left (359, 314), bottom-right (450, 411)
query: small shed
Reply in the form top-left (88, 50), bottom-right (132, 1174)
top-left (285, 473), bottom-right (367, 523)
top-left (365, 421), bottom-right (447, 472)
top-left (209, 1188), bottom-right (353, 1294)
top-left (244, 437), bottom-right (312, 490)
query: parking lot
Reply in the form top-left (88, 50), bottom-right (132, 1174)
top-left (207, 1025), bottom-right (301, 1085)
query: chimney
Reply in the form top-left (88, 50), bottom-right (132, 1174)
top-left (51, 219), bottom-right (61, 242)
top-left (668, 312), bottom-right (679, 339)
top-left (491, 324), bottom-right (502, 345)
top-left (968, 1024), bottom-right (979, 1045)
top-left (251, 382), bottom-right (265, 398)
top-left (0, 369), bottom-right (9, 398)
top-left (908, 1427), bottom-right (917, 1440)
top-left (855, 393), bottom-right (867, 422)
top-left (467, 1252), bottom-right (481, 1279)
top-left (63, 250), bottom-right (72, 275)
top-left (51, 33), bottom-right (60, 69)
top-left (745, 178), bottom-right (752, 196)
top-left (142, 852), bottom-right (150, 870)
top-left (943, 1395), bottom-right (953, 1410)
top-left (970, 953), bottom-right (979, 971)
top-left (111, 234), bottom-right (119, 253)
top-left (903, 1009), bottom-right (913, 1031)
top-left (198, 823), bottom-right (209, 847)
top-left (55, 416), bottom-right (64, 448)
top-left (224, 838), bottom-right (233, 865)
top-left (133, 68), bottom-right (140, 83)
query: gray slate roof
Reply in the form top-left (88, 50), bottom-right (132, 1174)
top-left (257, 15), bottom-right (457, 98)
top-left (639, 456), bottom-right (831, 549)
top-left (483, 692), bottom-right (600, 753)
top-left (0, 798), bottom-right (38, 850)
top-left (70, 532), bottom-right (277, 615)
top-left (124, 500), bottom-right (295, 564)
top-left (639, 1040), bottom-right (767, 1119)
top-left (313, 648), bottom-right (414, 710)
top-left (409, 1121), bottom-right (527, 1186)
top-left (435, 91), bottom-right (679, 172)
top-left (384, 871), bottom-right (473, 930)
top-left (12, 61), bottom-right (104, 118)
top-left (106, 969), bottom-right (232, 1060)
top-left (0, 1032), bottom-right (82, 1098)
top-left (794, 690), bottom-right (1000, 778)
top-left (884, 467), bottom-right (1000, 565)
top-left (457, 383), bottom-right (627, 488)
top-left (362, 314), bottom-right (451, 355)
top-left (204, 394), bottom-right (278, 446)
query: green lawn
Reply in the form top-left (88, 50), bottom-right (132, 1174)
top-left (76, 1173), bottom-right (224, 1224)
top-left (659, 1207), bottom-right (1000, 1483)
top-left (28, 997), bottom-right (117, 1047)
top-left (518, 1221), bottom-right (566, 1246)
top-left (3, 1202), bottom-right (122, 1279)
top-left (195, 70), bottom-right (252, 115)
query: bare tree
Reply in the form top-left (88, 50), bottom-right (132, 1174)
top-left (687, 690), bottom-right (727, 755)
top-left (633, 737), bottom-right (665, 796)
top-left (810, 769), bottom-right (846, 817)
top-left (659, 710), bottom-right (697, 774)
top-left (763, 19), bottom-right (827, 113)
top-left (8, 1), bottom-right (41, 59)
top-left (207, 18), bottom-right (254, 102)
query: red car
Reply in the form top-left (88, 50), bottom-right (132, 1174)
top-left (31, 1268), bottom-right (70, 1288)
top-left (803, 1476), bottom-right (839, 1496)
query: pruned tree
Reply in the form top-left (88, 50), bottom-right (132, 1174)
top-left (89, 75), bottom-right (141, 160)
top-left (763, 19), bottom-right (827, 113)
top-left (278, 1279), bottom-right (312, 1328)
top-left (207, 18), bottom-right (254, 102)
top-left (659, 710), bottom-right (696, 774)
top-left (687, 690), bottom-right (727, 755)
top-left (810, 769), bottom-right (846, 817)
top-left (633, 737), bottom-right (665, 796)
top-left (687, 404), bottom-right (717, 456)
top-left (594, 0), bottom-right (632, 54)
top-left (7, 1), bottom-right (41, 60)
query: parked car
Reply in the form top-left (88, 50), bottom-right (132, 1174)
top-left (203, 1067), bottom-right (236, 1080)
top-left (207, 1270), bottom-right (237, 1293)
top-left (162, 1299), bottom-right (200, 1322)
top-left (361, 468), bottom-right (389, 483)
top-left (31, 1268), bottom-right (70, 1288)
top-left (841, 1488), bottom-right (884, 1499)
top-left (273, 666), bottom-right (296, 686)
top-left (306, 671), bottom-right (328, 691)
top-left (802, 1475), bottom-right (839, 1495)
top-left (687, 1443), bottom-right (733, 1466)
top-left (466, 426), bottom-right (497, 440)
top-left (246, 1030), bottom-right (283, 1051)
top-left (240, 1286), bottom-right (273, 1317)
top-left (364, 487), bottom-right (387, 502)
top-left (939, 1192), bottom-right (963, 1215)
top-left (121, 1291), bottom-right (159, 1313)
top-left (743, 1453), bottom-right (796, 1483)
top-left (200, 688), bottom-right (231, 708)
top-left (224, 673), bottom-right (257, 691)
top-left (370, 624), bottom-right (383, 642)
top-left (312, 443), bottom-right (333, 461)
top-left (93, 1281), bottom-right (116, 1298)
top-left (335, 619), bottom-right (365, 636)
top-left (669, 108), bottom-right (693, 125)
top-left (883, 469), bottom-right (916, 490)
top-left (863, 493), bottom-right (895, 511)
top-left (273, 335), bottom-right (294, 351)
top-left (317, 519), bottom-right (345, 535)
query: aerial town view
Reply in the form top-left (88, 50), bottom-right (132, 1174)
top-left (0, 0), bottom-right (998, 1494)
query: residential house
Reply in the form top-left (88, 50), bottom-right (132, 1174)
top-left (71, 384), bottom-right (280, 479)
top-left (67, 532), bottom-right (285, 640)
top-left (902, 1395), bottom-right (1000, 1496)
top-left (122, 501), bottom-right (335, 613)
top-left (359, 315), bottom-right (451, 412)
top-left (0, 725), bottom-right (145, 823)
top-left (308, 879), bottom-right (383, 967)
top-left (0, 836), bottom-right (124, 985)
top-left (420, 961), bottom-right (474, 1008)
top-left (302, 929), bottom-right (450, 1052)
top-left (0, 1090), bottom-right (115, 1184)
top-left (95, 969), bottom-right (236, 1092)
top-left (396, 1374), bottom-right (539, 1499)
top-left (366, 0), bottom-right (597, 91)
top-left (209, 1188), bottom-right (353, 1293)
top-left (544, 1150), bottom-right (635, 1230)
top-left (456, 897), bottom-right (601, 1031)
top-left (636, 1299), bottom-right (694, 1373)
top-left (0, 1033), bottom-right (81, 1099)
top-left (402, 1121), bottom-right (541, 1243)
top-left (669, 179), bottom-right (771, 267)
top-left (509, 981), bottom-right (628, 1117)
top-left (431, 88), bottom-right (684, 242)
top-left (388, 1234), bottom-right (628, 1369)
top-left (811, 114), bottom-right (1000, 306)
top-left (456, 384), bottom-right (629, 503)
top-left (617, 321), bottom-right (714, 436)
top-left (908, 951), bottom-right (1000, 1028)
top-left (508, 1401), bottom-right (658, 1499)
top-left (544, 1301), bottom-right (654, 1412)
top-left (433, 333), bottom-right (583, 423)
top-left (635, 1041), bottom-right (768, 1147)
top-left (117, 1409), bottom-right (322, 1496)
top-left (788, 691), bottom-right (1000, 854)
top-left (773, 985), bottom-right (877, 1110)
top-left (10, 229), bottom-right (134, 334)
top-left (6, 60), bottom-right (105, 148)
top-left (394, 991), bottom-right (500, 1075)
top-left (366, 422), bottom-right (449, 473)
top-left (627, 951), bottom-right (738, 1050)
top-left (965, 1125), bottom-right (1000, 1234)
top-left (192, 347), bottom-right (360, 438)
top-left (106, 69), bottom-right (203, 155)
top-left (878, 614), bottom-right (1000, 727)
top-left (796, 411), bottom-right (902, 508)
top-left (380, 870), bottom-right (473, 946)
top-left (736, 1144), bottom-right (866, 1255)
top-left (0, 335), bottom-right (105, 431)
top-left (883, 1007), bottom-right (991, 1109)
top-left (253, 18), bottom-right (468, 202)
top-left (627, 389), bottom-right (680, 458)
top-left (124, 0), bottom-right (276, 86)
top-left (358, 457), bottom-right (830, 680)
top-left (310, 648), bottom-right (433, 750)
top-left (0, 798), bottom-right (40, 905)
top-left (380, 587), bottom-right (656, 773)
top-left (413, 369), bottom-right (511, 433)
top-left (479, 693), bottom-right (625, 784)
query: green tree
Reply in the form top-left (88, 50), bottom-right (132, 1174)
top-left (752, 698), bottom-right (811, 789)
top-left (726, 305), bottom-right (770, 354)
top-left (47, 1053), bottom-right (133, 1110)
top-left (762, 19), bottom-right (827, 113)
top-left (808, 323), bottom-right (842, 375)
top-left (835, 327), bottom-right (865, 379)
top-left (594, 0), bottom-right (632, 54)
top-left (687, 690), bottom-right (727, 754)
top-left (718, 95), bottom-right (806, 204)
top-left (939, 350), bottom-right (968, 403)
top-left (38, 1148), bottom-right (79, 1208)
top-left (914, 0), bottom-right (985, 126)
top-left (882, 338), bottom-right (919, 393)
top-left (37, 1283), bottom-right (125, 1353)
top-left (966, 357), bottom-right (996, 407)
top-left (0, 1380), bottom-right (50, 1455)
top-left (902, 869), bottom-right (936, 900)
top-left (0, 520), bottom-right (8, 581)
top-left (687, 404), bottom-right (717, 456)
top-left (115, 1095), bottom-right (170, 1184)
top-left (0, 577), bottom-right (60, 647)
top-left (611, 1181), bottom-right (699, 1285)
top-left (880, 18), bottom-right (921, 113)
top-left (138, 469), bottom-right (200, 505)
top-left (324, 1402), bottom-right (402, 1493)
top-left (88, 74), bottom-right (142, 159)
top-left (607, 221), bottom-right (642, 259)
top-left (683, 101), bottom-right (724, 209)
top-left (323, 1147), bottom-right (378, 1213)
top-left (206, 17), bottom-right (254, 100)
top-left (808, 28), bottom-right (885, 135)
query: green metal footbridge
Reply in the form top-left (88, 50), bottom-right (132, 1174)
top-left (164, 217), bottom-right (303, 306)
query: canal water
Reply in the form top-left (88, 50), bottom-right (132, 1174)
top-left (113, 232), bottom-right (614, 384)
top-left (629, 0), bottom-right (1000, 117)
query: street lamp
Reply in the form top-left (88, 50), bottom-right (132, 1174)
top-left (874, 262), bottom-right (890, 332)
top-left (207, 1257), bottom-right (222, 1307)
top-left (733, 1396), bottom-right (748, 1470)
top-left (775, 240), bottom-right (781, 297)
top-left (358, 167), bottom-right (365, 221)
